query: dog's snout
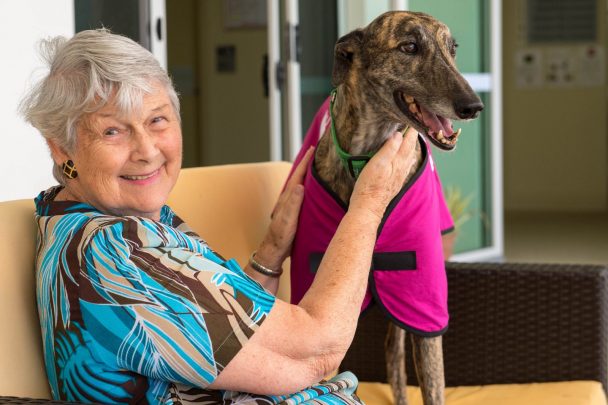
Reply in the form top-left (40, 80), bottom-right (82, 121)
top-left (455, 100), bottom-right (484, 120)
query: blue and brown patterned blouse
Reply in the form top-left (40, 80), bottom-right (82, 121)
top-left (34, 186), bottom-right (360, 404)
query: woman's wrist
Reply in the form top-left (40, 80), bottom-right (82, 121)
top-left (345, 205), bottom-right (385, 228)
top-left (249, 251), bottom-right (283, 277)
top-left (252, 241), bottom-right (285, 275)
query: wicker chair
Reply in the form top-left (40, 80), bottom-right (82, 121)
top-left (342, 262), bottom-right (608, 395)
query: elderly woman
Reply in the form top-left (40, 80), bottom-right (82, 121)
top-left (20, 29), bottom-right (418, 404)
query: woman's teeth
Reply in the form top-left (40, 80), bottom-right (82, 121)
top-left (122, 172), bottom-right (156, 180)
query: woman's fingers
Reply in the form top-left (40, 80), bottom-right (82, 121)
top-left (401, 126), bottom-right (418, 153)
top-left (287, 147), bottom-right (314, 187)
top-left (350, 128), bottom-right (419, 219)
top-left (264, 147), bottom-right (312, 256)
top-left (373, 131), bottom-right (403, 161)
top-left (395, 126), bottom-right (418, 173)
top-left (272, 147), bottom-right (313, 219)
top-left (374, 126), bottom-right (416, 163)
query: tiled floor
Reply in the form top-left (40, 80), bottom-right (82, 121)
top-left (504, 211), bottom-right (608, 265)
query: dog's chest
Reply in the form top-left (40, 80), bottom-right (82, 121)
top-left (291, 144), bottom-right (451, 334)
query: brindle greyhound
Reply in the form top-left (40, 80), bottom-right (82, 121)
top-left (313, 11), bottom-right (483, 405)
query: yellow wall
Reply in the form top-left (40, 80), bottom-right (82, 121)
top-left (197, 0), bottom-right (270, 166)
top-left (503, 0), bottom-right (608, 212)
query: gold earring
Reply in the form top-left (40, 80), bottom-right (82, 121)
top-left (61, 160), bottom-right (78, 179)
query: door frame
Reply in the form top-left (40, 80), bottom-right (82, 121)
top-left (451, 0), bottom-right (503, 262)
top-left (266, 0), bottom-right (503, 260)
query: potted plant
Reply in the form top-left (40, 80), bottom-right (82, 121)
top-left (443, 186), bottom-right (473, 259)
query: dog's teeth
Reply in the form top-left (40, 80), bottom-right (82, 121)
top-left (454, 128), bottom-right (462, 137)
top-left (405, 95), bottom-right (415, 104)
top-left (437, 130), bottom-right (444, 140)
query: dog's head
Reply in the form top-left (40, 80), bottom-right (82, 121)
top-left (332, 11), bottom-right (483, 151)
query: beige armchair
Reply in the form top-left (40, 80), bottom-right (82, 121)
top-left (1, 161), bottom-right (606, 404)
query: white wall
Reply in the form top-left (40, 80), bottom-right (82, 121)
top-left (0, 0), bottom-right (74, 202)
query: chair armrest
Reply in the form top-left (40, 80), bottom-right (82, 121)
top-left (340, 262), bottom-right (608, 394)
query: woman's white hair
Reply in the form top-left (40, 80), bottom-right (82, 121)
top-left (19, 28), bottom-right (180, 185)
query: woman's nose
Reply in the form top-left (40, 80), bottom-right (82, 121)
top-left (131, 129), bottom-right (159, 161)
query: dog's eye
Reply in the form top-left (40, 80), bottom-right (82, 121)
top-left (450, 42), bottom-right (458, 57)
top-left (399, 42), bottom-right (418, 54)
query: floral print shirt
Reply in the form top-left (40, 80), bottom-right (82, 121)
top-left (34, 186), bottom-right (361, 404)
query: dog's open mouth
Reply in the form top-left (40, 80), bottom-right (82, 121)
top-left (394, 91), bottom-right (461, 150)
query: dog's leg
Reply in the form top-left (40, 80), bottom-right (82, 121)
top-left (385, 322), bottom-right (408, 405)
top-left (411, 335), bottom-right (445, 405)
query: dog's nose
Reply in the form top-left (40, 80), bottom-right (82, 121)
top-left (455, 100), bottom-right (484, 120)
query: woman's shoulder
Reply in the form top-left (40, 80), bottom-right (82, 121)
top-left (34, 187), bottom-right (206, 255)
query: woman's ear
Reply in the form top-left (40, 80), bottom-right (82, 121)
top-left (331, 29), bottom-right (364, 87)
top-left (46, 138), bottom-right (70, 165)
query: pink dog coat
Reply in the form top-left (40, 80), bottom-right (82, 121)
top-left (289, 98), bottom-right (454, 336)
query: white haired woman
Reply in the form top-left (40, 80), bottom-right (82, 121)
top-left (21, 29), bottom-right (418, 404)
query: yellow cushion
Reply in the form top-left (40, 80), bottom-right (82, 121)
top-left (167, 161), bottom-right (293, 301)
top-left (358, 381), bottom-right (607, 405)
top-left (0, 199), bottom-right (51, 399)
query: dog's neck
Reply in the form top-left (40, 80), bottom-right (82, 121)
top-left (332, 86), bottom-right (402, 155)
top-left (315, 85), bottom-right (411, 204)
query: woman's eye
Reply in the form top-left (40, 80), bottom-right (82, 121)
top-left (151, 116), bottom-right (167, 125)
top-left (104, 128), bottom-right (120, 136)
top-left (399, 42), bottom-right (418, 54)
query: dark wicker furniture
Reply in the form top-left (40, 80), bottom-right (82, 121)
top-left (341, 262), bottom-right (608, 395)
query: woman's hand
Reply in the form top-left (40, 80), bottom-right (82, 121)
top-left (349, 127), bottom-right (418, 221)
top-left (251, 147), bottom-right (314, 276)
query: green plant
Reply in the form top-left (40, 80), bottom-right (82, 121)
top-left (444, 186), bottom-right (474, 229)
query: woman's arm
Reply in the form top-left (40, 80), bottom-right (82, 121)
top-left (211, 128), bottom-right (419, 395)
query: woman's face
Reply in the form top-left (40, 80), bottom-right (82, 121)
top-left (60, 83), bottom-right (182, 220)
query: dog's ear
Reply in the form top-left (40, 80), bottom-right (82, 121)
top-left (332, 29), bottom-right (364, 86)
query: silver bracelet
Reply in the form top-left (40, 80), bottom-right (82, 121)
top-left (249, 251), bottom-right (283, 277)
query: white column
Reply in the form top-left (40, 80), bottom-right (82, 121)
top-left (489, 0), bottom-right (504, 260)
top-left (390, 0), bottom-right (408, 10)
top-left (267, 0), bottom-right (282, 161)
top-left (149, 0), bottom-right (167, 71)
top-left (285, 0), bottom-right (302, 160)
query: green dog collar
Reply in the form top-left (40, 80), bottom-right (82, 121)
top-left (329, 89), bottom-right (374, 179)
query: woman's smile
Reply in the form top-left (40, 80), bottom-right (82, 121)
top-left (120, 168), bottom-right (162, 184)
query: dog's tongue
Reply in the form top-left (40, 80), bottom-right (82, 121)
top-left (420, 104), bottom-right (453, 136)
